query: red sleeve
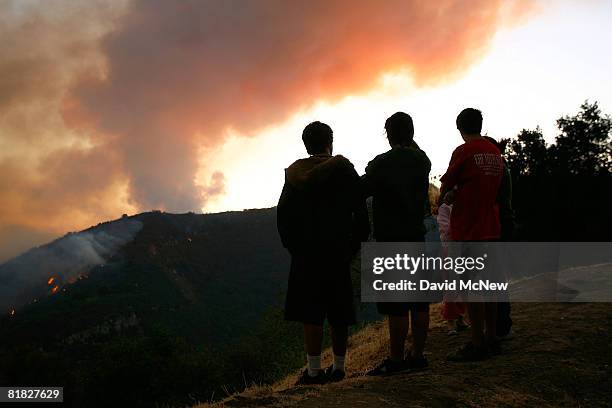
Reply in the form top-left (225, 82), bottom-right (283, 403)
top-left (441, 146), bottom-right (465, 190)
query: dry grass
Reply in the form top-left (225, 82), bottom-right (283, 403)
top-left (195, 302), bottom-right (612, 408)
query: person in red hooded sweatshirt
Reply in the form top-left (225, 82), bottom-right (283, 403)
top-left (440, 108), bottom-right (504, 362)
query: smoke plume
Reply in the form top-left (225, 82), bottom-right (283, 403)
top-left (0, 218), bottom-right (143, 312)
top-left (0, 0), bottom-right (532, 261)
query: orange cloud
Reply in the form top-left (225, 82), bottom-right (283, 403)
top-left (67, 0), bottom-right (533, 210)
top-left (0, 0), bottom-right (533, 262)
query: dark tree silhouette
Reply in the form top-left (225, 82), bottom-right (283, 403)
top-left (502, 101), bottom-right (612, 241)
top-left (503, 127), bottom-right (548, 178)
top-left (551, 101), bottom-right (611, 176)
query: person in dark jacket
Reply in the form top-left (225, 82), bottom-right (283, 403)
top-left (484, 136), bottom-right (514, 338)
top-left (277, 121), bottom-right (369, 385)
top-left (362, 112), bottom-right (432, 375)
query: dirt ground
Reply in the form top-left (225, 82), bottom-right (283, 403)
top-left (200, 302), bottom-right (612, 408)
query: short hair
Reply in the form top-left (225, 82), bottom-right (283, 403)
top-left (302, 121), bottom-right (333, 154)
top-left (385, 112), bottom-right (414, 145)
top-left (456, 108), bottom-right (483, 134)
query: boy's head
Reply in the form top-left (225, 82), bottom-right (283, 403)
top-left (302, 121), bottom-right (333, 155)
top-left (385, 112), bottom-right (414, 147)
top-left (456, 108), bottom-right (483, 140)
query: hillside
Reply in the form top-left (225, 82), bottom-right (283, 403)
top-left (0, 209), bottom-right (288, 341)
top-left (0, 209), bottom-right (312, 407)
top-left (1, 209), bottom-right (291, 344)
top-left (202, 302), bottom-right (612, 408)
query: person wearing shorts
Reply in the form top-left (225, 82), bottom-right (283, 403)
top-left (278, 121), bottom-right (369, 384)
top-left (440, 108), bottom-right (504, 362)
top-left (361, 112), bottom-right (431, 375)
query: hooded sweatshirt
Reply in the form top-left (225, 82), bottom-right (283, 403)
top-left (277, 154), bottom-right (369, 257)
top-left (362, 146), bottom-right (431, 241)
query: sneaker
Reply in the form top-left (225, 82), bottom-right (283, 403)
top-left (296, 369), bottom-right (327, 385)
top-left (446, 342), bottom-right (489, 362)
top-left (324, 365), bottom-right (345, 382)
top-left (487, 338), bottom-right (502, 356)
top-left (497, 328), bottom-right (514, 341)
top-left (366, 358), bottom-right (408, 376)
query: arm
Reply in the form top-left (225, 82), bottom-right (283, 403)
top-left (277, 173), bottom-right (296, 252)
top-left (437, 204), bottom-right (452, 242)
top-left (350, 171), bottom-right (370, 255)
top-left (360, 159), bottom-right (378, 199)
top-left (439, 149), bottom-right (462, 205)
top-left (497, 163), bottom-right (515, 240)
top-left (423, 157), bottom-right (432, 215)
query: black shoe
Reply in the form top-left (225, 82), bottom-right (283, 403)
top-left (406, 354), bottom-right (429, 370)
top-left (497, 328), bottom-right (514, 341)
top-left (324, 365), bottom-right (345, 382)
top-left (366, 358), bottom-right (408, 376)
top-left (296, 369), bottom-right (327, 385)
top-left (447, 342), bottom-right (489, 362)
top-left (487, 338), bottom-right (502, 356)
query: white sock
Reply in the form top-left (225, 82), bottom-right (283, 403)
top-left (307, 354), bottom-right (321, 377)
top-left (333, 354), bottom-right (346, 372)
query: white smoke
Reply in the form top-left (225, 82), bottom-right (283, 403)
top-left (0, 218), bottom-right (143, 312)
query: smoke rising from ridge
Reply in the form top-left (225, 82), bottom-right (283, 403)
top-left (0, 0), bottom-right (532, 261)
top-left (0, 218), bottom-right (143, 312)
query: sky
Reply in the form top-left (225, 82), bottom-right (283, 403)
top-left (1, 0), bottom-right (611, 262)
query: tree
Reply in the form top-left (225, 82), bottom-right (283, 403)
top-left (503, 101), bottom-right (612, 241)
top-left (503, 127), bottom-right (548, 178)
top-left (549, 101), bottom-right (612, 176)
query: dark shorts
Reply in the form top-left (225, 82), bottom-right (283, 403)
top-left (376, 301), bottom-right (429, 316)
top-left (284, 252), bottom-right (356, 326)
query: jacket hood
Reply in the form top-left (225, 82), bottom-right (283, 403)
top-left (286, 155), bottom-right (355, 190)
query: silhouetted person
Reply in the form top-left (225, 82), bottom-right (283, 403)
top-left (484, 136), bottom-right (514, 338)
top-left (442, 108), bottom-right (504, 361)
top-left (277, 121), bottom-right (369, 384)
top-left (362, 112), bottom-right (432, 375)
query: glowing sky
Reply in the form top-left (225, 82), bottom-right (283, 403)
top-left (1, 0), bottom-right (611, 262)
top-left (205, 0), bottom-right (612, 213)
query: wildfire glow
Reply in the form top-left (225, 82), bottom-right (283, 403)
top-left (47, 277), bottom-right (55, 285)
top-left (51, 286), bottom-right (59, 294)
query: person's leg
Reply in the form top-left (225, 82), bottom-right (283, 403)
top-left (496, 301), bottom-right (512, 337)
top-left (388, 315), bottom-right (410, 361)
top-left (303, 323), bottom-right (323, 376)
top-left (330, 325), bottom-right (348, 372)
top-left (467, 302), bottom-right (485, 347)
top-left (447, 302), bottom-right (488, 362)
top-left (368, 304), bottom-right (411, 375)
top-left (330, 325), bottom-right (348, 356)
top-left (441, 301), bottom-right (455, 332)
top-left (444, 302), bottom-right (462, 321)
top-left (409, 310), bottom-right (429, 358)
top-left (484, 302), bottom-right (498, 342)
top-left (304, 323), bottom-right (323, 355)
